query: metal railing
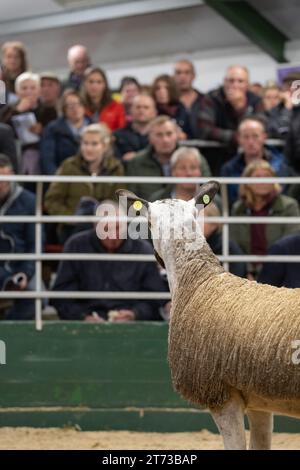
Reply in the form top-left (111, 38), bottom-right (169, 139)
top-left (0, 174), bottom-right (300, 330)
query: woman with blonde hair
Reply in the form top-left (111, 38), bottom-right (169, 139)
top-left (45, 123), bottom-right (124, 241)
top-left (231, 159), bottom-right (300, 276)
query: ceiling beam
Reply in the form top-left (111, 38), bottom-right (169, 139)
top-left (0, 0), bottom-right (203, 36)
top-left (204, 0), bottom-right (289, 63)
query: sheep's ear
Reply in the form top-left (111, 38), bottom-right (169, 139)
top-left (194, 181), bottom-right (220, 208)
top-left (115, 189), bottom-right (149, 209)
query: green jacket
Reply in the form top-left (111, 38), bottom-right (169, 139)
top-left (44, 153), bottom-right (124, 215)
top-left (230, 194), bottom-right (300, 254)
top-left (125, 146), bottom-right (211, 200)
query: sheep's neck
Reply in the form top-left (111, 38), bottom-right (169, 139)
top-left (161, 236), bottom-right (224, 296)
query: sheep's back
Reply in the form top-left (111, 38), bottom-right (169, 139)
top-left (168, 272), bottom-right (300, 408)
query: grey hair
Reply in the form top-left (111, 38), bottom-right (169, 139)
top-left (170, 146), bottom-right (202, 169)
top-left (15, 72), bottom-right (40, 92)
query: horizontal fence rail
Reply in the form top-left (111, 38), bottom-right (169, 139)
top-left (1, 253), bottom-right (300, 262)
top-left (1, 174), bottom-right (300, 330)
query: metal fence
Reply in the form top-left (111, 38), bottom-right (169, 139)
top-left (1, 174), bottom-right (300, 330)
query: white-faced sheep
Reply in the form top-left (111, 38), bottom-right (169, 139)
top-left (116, 183), bottom-right (300, 450)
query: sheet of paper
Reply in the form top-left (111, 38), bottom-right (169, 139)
top-left (11, 112), bottom-right (39, 144)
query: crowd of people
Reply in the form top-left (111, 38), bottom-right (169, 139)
top-left (1, 41), bottom-right (300, 320)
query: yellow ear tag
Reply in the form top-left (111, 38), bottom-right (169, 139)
top-left (203, 194), bottom-right (210, 205)
top-left (133, 200), bottom-right (143, 211)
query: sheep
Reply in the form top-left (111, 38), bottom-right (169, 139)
top-left (116, 182), bottom-right (300, 450)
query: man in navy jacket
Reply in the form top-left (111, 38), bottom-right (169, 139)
top-left (52, 201), bottom-right (167, 321)
top-left (0, 154), bottom-right (36, 319)
top-left (258, 233), bottom-right (300, 288)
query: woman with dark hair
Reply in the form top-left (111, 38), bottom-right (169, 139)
top-left (82, 66), bottom-right (125, 131)
top-left (151, 74), bottom-right (191, 138)
top-left (1, 41), bottom-right (28, 95)
top-left (41, 89), bottom-right (91, 174)
top-left (119, 76), bottom-right (141, 123)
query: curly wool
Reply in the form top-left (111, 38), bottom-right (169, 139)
top-left (168, 245), bottom-right (300, 409)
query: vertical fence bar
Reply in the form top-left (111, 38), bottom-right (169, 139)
top-left (35, 181), bottom-right (43, 331)
top-left (220, 183), bottom-right (229, 272)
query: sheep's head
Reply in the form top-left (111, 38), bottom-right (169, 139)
top-left (116, 181), bottom-right (219, 268)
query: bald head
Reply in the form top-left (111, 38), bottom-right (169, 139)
top-left (67, 44), bottom-right (90, 76)
top-left (174, 59), bottom-right (195, 92)
top-left (224, 65), bottom-right (249, 95)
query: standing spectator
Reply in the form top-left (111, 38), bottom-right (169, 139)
top-left (221, 116), bottom-right (293, 206)
top-left (61, 44), bottom-right (90, 92)
top-left (0, 123), bottom-right (18, 173)
top-left (113, 94), bottom-right (157, 161)
top-left (1, 41), bottom-right (28, 97)
top-left (40, 90), bottom-right (90, 175)
top-left (230, 160), bottom-right (300, 276)
top-left (151, 74), bottom-right (191, 138)
top-left (173, 59), bottom-right (205, 138)
top-left (198, 65), bottom-right (263, 147)
top-left (263, 85), bottom-right (291, 139)
top-left (82, 66), bottom-right (126, 131)
top-left (44, 123), bottom-right (124, 241)
top-left (52, 200), bottom-right (166, 321)
top-left (284, 73), bottom-right (300, 174)
top-left (119, 76), bottom-right (141, 123)
top-left (0, 154), bottom-right (36, 319)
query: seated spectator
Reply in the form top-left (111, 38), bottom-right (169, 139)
top-left (44, 123), bottom-right (124, 242)
top-left (40, 90), bottom-right (90, 175)
top-left (126, 116), bottom-right (211, 200)
top-left (150, 146), bottom-right (212, 202)
top-left (82, 66), bottom-right (126, 131)
top-left (119, 76), bottom-right (141, 123)
top-left (249, 82), bottom-right (263, 97)
top-left (113, 94), bottom-right (157, 161)
top-left (258, 233), bottom-right (300, 288)
top-left (1, 41), bottom-right (28, 99)
top-left (221, 116), bottom-right (293, 206)
top-left (204, 202), bottom-right (247, 278)
top-left (231, 160), bottom-right (300, 276)
top-left (0, 154), bottom-right (36, 319)
top-left (40, 72), bottom-right (61, 112)
top-left (52, 200), bottom-right (166, 321)
top-left (263, 85), bottom-right (291, 139)
top-left (151, 74), bottom-right (191, 138)
top-left (173, 59), bottom-right (205, 139)
top-left (0, 123), bottom-right (18, 173)
top-left (0, 72), bottom-right (57, 175)
top-left (198, 65), bottom-right (263, 148)
top-left (61, 44), bottom-right (90, 92)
